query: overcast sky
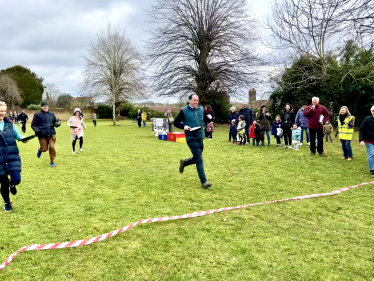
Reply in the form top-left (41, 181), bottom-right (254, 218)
top-left (0, 0), bottom-right (274, 102)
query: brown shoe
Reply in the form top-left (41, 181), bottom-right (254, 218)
top-left (319, 153), bottom-right (327, 157)
top-left (310, 153), bottom-right (315, 156)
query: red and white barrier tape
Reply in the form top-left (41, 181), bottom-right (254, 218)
top-left (1, 181), bottom-right (373, 272)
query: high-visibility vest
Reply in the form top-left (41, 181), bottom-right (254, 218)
top-left (338, 115), bottom-right (355, 140)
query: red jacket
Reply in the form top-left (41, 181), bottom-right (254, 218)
top-left (304, 104), bottom-right (330, 129)
top-left (249, 124), bottom-right (256, 138)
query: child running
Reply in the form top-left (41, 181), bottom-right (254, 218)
top-left (292, 124), bottom-right (302, 150)
top-left (67, 108), bottom-right (86, 154)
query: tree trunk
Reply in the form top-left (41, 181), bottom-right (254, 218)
top-left (112, 100), bottom-right (117, 126)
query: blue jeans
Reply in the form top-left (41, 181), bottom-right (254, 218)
top-left (365, 142), bottom-right (374, 171)
top-left (143, 121), bottom-right (146, 127)
top-left (265, 131), bottom-right (271, 144)
top-left (231, 134), bottom-right (237, 143)
top-left (300, 127), bottom-right (310, 143)
top-left (341, 140), bottom-right (352, 158)
top-left (256, 140), bottom-right (265, 147)
top-left (185, 139), bottom-right (207, 183)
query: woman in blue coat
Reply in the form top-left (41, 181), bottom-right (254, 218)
top-left (0, 101), bottom-right (26, 212)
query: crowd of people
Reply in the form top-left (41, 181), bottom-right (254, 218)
top-left (2, 95), bottom-right (374, 212)
top-left (226, 96), bottom-right (374, 176)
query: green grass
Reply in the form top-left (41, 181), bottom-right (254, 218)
top-left (1, 120), bottom-right (374, 280)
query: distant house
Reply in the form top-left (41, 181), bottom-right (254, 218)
top-left (148, 106), bottom-right (172, 112)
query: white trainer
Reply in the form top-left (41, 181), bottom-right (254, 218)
top-left (72, 151), bottom-right (75, 155)
top-left (80, 148), bottom-right (84, 152)
top-left (299, 143), bottom-right (303, 146)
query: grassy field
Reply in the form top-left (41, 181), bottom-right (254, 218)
top-left (1, 119), bottom-right (374, 280)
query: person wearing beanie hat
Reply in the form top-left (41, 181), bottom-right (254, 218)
top-left (67, 108), bottom-right (86, 154)
top-left (31, 101), bottom-right (59, 167)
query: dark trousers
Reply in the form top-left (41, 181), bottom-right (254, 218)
top-left (231, 134), bottom-right (237, 143)
top-left (184, 139), bottom-right (207, 183)
top-left (1, 171), bottom-right (21, 203)
top-left (256, 140), bottom-right (265, 147)
top-left (21, 122), bottom-right (26, 133)
top-left (283, 128), bottom-right (292, 146)
top-left (72, 136), bottom-right (83, 151)
top-left (244, 125), bottom-right (250, 143)
top-left (276, 137), bottom-right (282, 145)
top-left (310, 128), bottom-right (324, 154)
top-left (206, 132), bottom-right (212, 139)
top-left (137, 119), bottom-right (141, 127)
top-left (93, 120), bottom-right (97, 127)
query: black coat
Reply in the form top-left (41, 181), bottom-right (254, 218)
top-left (281, 110), bottom-right (295, 129)
top-left (254, 125), bottom-right (264, 141)
top-left (18, 112), bottom-right (28, 123)
top-left (359, 116), bottom-right (374, 143)
top-left (205, 110), bottom-right (215, 124)
top-left (0, 118), bottom-right (21, 175)
top-left (31, 110), bottom-right (57, 137)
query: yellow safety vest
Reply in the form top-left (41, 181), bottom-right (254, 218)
top-left (338, 115), bottom-right (355, 140)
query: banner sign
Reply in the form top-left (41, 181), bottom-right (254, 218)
top-left (151, 118), bottom-right (169, 133)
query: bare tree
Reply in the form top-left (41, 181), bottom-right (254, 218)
top-left (147, 0), bottom-right (261, 101)
top-left (82, 25), bottom-right (145, 125)
top-left (0, 74), bottom-right (22, 108)
top-left (265, 0), bottom-right (374, 83)
top-left (43, 83), bottom-right (61, 100)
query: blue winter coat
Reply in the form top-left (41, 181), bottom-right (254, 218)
top-left (228, 112), bottom-right (239, 124)
top-left (295, 108), bottom-right (308, 128)
top-left (271, 121), bottom-right (282, 137)
top-left (230, 124), bottom-right (237, 136)
top-left (0, 118), bottom-right (21, 176)
top-left (238, 108), bottom-right (253, 126)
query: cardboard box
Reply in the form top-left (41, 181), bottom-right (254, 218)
top-left (158, 134), bottom-right (168, 141)
top-left (167, 132), bottom-right (185, 142)
top-left (176, 138), bottom-right (186, 143)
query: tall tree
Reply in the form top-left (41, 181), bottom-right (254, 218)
top-left (82, 25), bottom-right (145, 125)
top-left (147, 0), bottom-right (261, 103)
top-left (0, 65), bottom-right (44, 107)
top-left (0, 74), bottom-right (23, 108)
top-left (265, 0), bottom-right (374, 85)
top-left (56, 94), bottom-right (73, 109)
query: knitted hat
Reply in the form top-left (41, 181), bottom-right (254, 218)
top-left (41, 101), bottom-right (48, 106)
top-left (74, 108), bottom-right (81, 114)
